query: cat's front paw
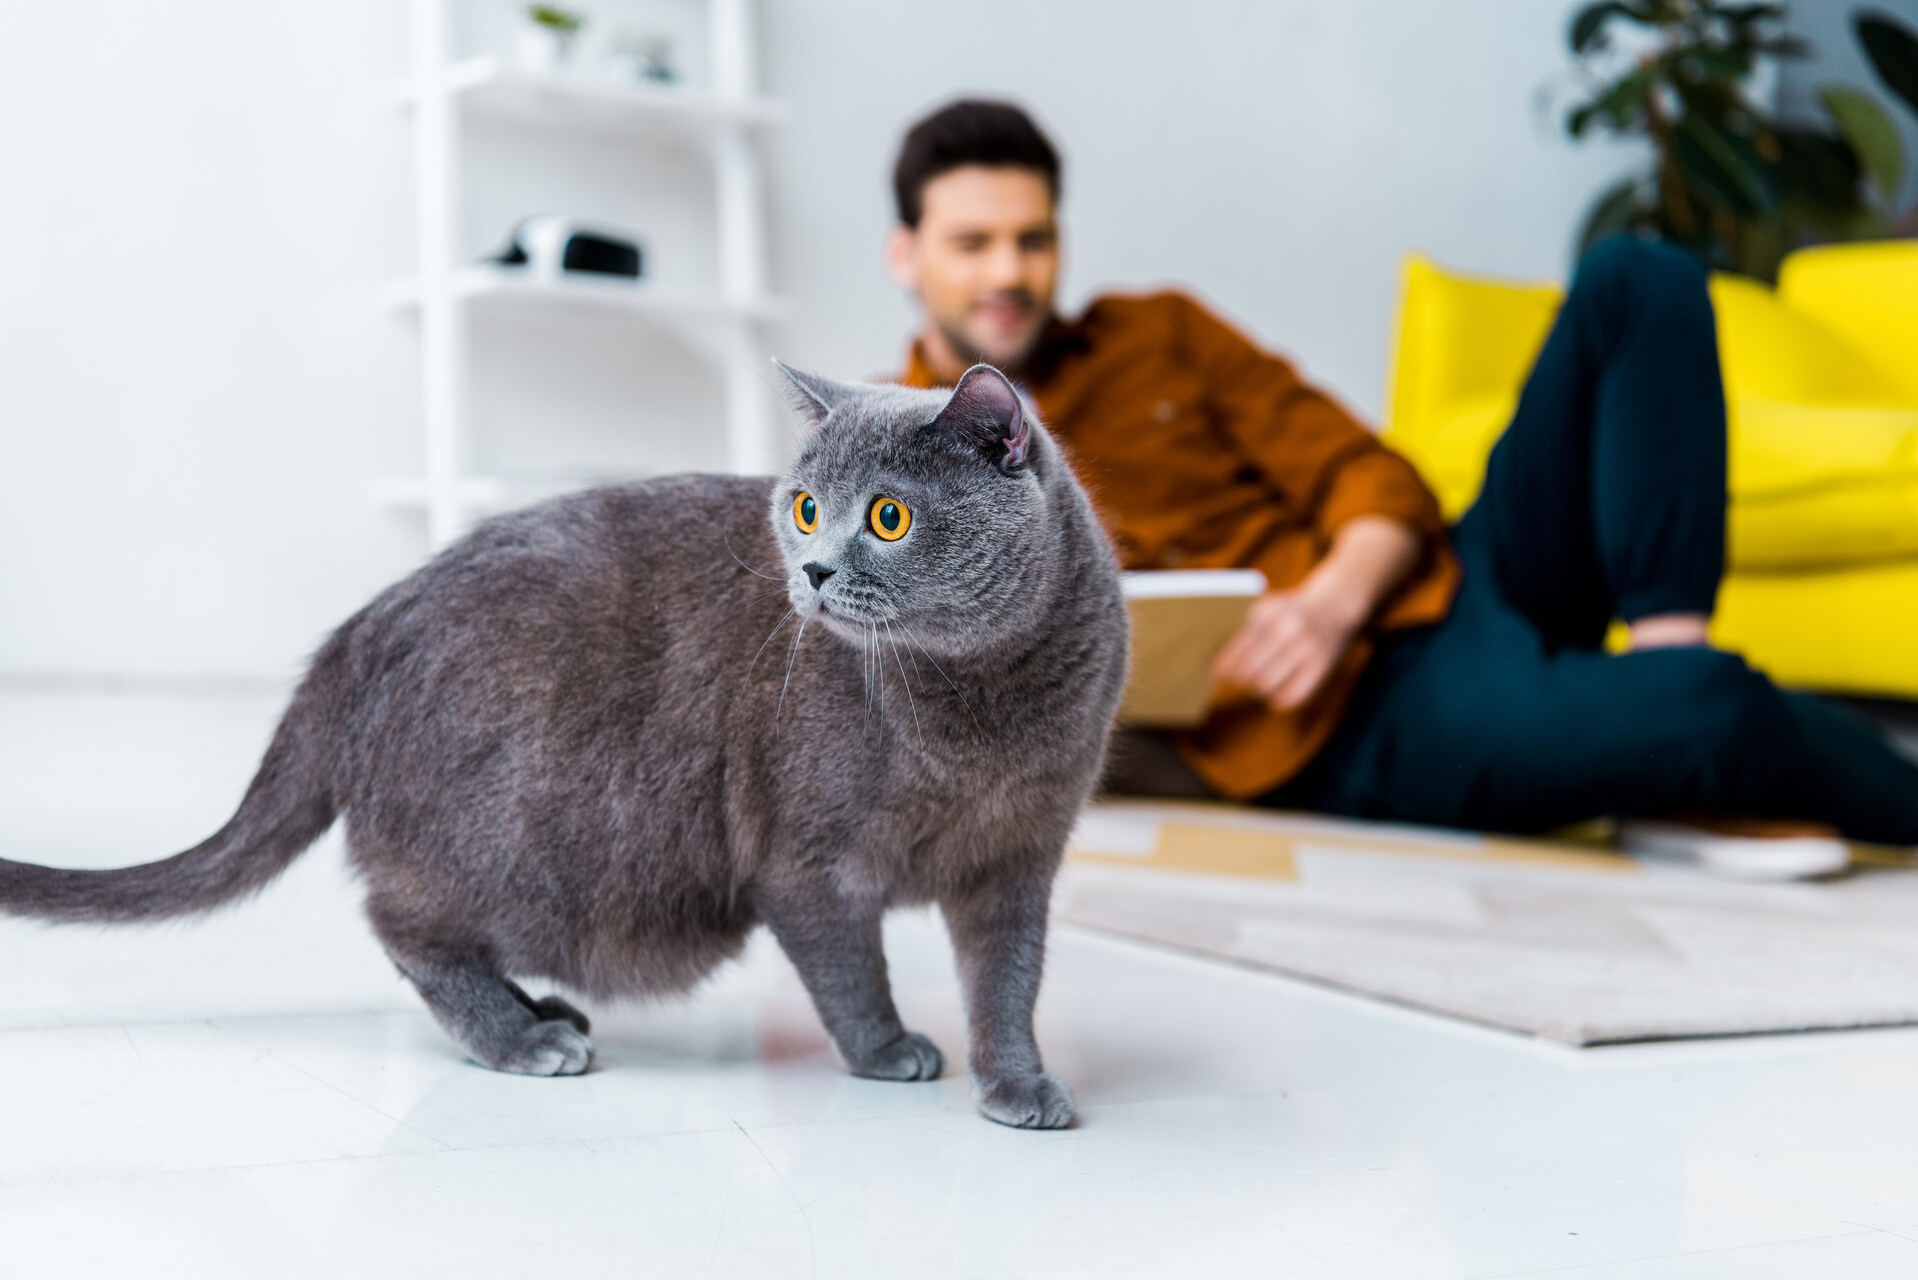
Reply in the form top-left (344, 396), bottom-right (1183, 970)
top-left (845, 1031), bottom-right (946, 1081)
top-left (495, 1019), bottom-right (595, 1077)
top-left (528, 994), bottom-right (591, 1034)
top-left (976, 1072), bottom-right (1075, 1129)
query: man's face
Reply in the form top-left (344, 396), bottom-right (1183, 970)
top-left (886, 166), bottom-right (1060, 373)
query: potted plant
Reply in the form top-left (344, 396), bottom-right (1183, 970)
top-left (1563, 2), bottom-right (1918, 281)
top-left (517, 5), bottom-right (585, 76)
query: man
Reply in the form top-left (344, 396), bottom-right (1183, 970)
top-left (885, 99), bottom-right (1918, 876)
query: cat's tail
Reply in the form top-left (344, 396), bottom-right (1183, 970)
top-left (0, 631), bottom-right (352, 925)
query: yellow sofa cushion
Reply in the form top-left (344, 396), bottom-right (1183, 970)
top-left (1709, 274), bottom-right (1905, 405)
top-left (1385, 248), bottom-right (1918, 572)
top-left (1389, 391), bottom-right (1516, 521)
top-left (1715, 560), bottom-right (1918, 698)
top-left (1777, 242), bottom-right (1918, 402)
top-left (1731, 399), bottom-right (1918, 569)
top-left (1696, 270), bottom-right (1918, 570)
top-left (1397, 392), bottom-right (1918, 570)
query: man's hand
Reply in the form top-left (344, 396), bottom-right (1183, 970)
top-left (1211, 588), bottom-right (1363, 711)
top-left (1210, 516), bottom-right (1423, 712)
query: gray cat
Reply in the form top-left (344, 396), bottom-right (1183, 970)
top-left (0, 364), bottom-right (1128, 1130)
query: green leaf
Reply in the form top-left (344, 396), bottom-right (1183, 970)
top-left (1669, 77), bottom-right (1747, 121)
top-left (526, 4), bottom-right (583, 32)
top-left (1783, 191), bottom-right (1886, 240)
top-left (1670, 112), bottom-right (1779, 214)
top-left (1714, 2), bottom-right (1787, 24)
top-left (1821, 84), bottom-right (1907, 202)
top-left (1567, 67), bottom-right (1653, 137)
top-left (1857, 11), bottom-right (1918, 120)
top-left (1677, 44), bottom-right (1756, 80)
top-left (1776, 126), bottom-right (1865, 211)
top-left (1576, 178), bottom-right (1651, 261)
top-left (1571, 2), bottom-right (1638, 53)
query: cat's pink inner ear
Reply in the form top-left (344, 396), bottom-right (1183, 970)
top-left (942, 365), bottom-right (1031, 468)
top-left (1004, 402), bottom-right (1031, 467)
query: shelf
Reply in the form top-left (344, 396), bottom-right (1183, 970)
top-left (369, 469), bottom-right (645, 512)
top-left (380, 267), bottom-right (784, 325)
top-left (369, 475), bottom-right (509, 510)
top-left (390, 0), bottom-right (782, 550)
top-left (390, 55), bottom-right (786, 136)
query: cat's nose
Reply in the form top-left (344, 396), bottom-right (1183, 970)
top-left (802, 562), bottom-right (835, 590)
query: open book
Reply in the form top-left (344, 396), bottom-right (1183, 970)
top-left (1119, 569), bottom-right (1268, 727)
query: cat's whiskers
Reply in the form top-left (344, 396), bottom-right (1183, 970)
top-left (870, 623), bottom-right (883, 736)
top-left (722, 530), bottom-right (784, 581)
top-left (774, 613), bottom-right (810, 735)
top-left (895, 623), bottom-right (926, 688)
top-left (878, 625), bottom-right (889, 736)
top-left (746, 584), bottom-right (797, 610)
top-left (899, 624), bottom-right (984, 735)
top-left (746, 606), bottom-right (798, 676)
top-left (883, 620), bottom-right (924, 746)
top-left (860, 621), bottom-right (876, 734)
top-left (866, 625), bottom-right (878, 736)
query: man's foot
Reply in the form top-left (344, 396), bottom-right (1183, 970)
top-left (1618, 815), bottom-right (1851, 881)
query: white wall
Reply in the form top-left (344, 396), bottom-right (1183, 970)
top-left (0, 5), bottom-right (420, 681)
top-left (765, 0), bottom-right (1638, 412)
top-left (0, 0), bottom-right (1634, 682)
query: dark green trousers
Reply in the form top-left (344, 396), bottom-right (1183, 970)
top-left (1268, 237), bottom-right (1918, 843)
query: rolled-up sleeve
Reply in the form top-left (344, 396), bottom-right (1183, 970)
top-left (1174, 293), bottom-right (1456, 630)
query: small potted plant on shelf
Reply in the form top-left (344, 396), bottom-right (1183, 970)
top-left (517, 5), bottom-right (585, 76)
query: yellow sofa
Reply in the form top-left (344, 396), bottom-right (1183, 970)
top-left (1383, 240), bottom-right (1918, 699)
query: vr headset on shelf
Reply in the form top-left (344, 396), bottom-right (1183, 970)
top-left (487, 216), bottom-right (643, 282)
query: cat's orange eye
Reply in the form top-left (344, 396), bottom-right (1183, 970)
top-left (869, 497), bottom-right (911, 541)
top-left (793, 492), bottom-right (818, 534)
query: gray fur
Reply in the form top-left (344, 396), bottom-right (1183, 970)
top-left (0, 364), bottom-right (1128, 1130)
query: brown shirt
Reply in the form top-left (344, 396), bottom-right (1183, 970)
top-left (898, 289), bottom-right (1460, 799)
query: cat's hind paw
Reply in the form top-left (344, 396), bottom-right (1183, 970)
top-left (846, 1031), bottom-right (946, 1081)
top-left (976, 1072), bottom-right (1075, 1129)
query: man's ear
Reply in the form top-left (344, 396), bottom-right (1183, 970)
top-left (932, 364), bottom-right (1031, 471)
top-left (884, 223), bottom-right (920, 291)
top-left (771, 360), bottom-right (847, 429)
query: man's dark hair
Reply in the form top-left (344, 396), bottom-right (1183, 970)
top-left (892, 99), bottom-right (1062, 228)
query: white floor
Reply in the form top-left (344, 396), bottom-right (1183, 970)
top-left (4, 688), bottom-right (1918, 1279)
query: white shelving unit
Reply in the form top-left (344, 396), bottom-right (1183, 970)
top-left (388, 0), bottom-right (786, 549)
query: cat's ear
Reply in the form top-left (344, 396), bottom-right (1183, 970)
top-left (771, 359), bottom-right (846, 430)
top-left (933, 364), bottom-right (1032, 470)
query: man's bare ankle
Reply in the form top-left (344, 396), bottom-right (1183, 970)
top-left (1627, 612), bottom-right (1711, 651)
